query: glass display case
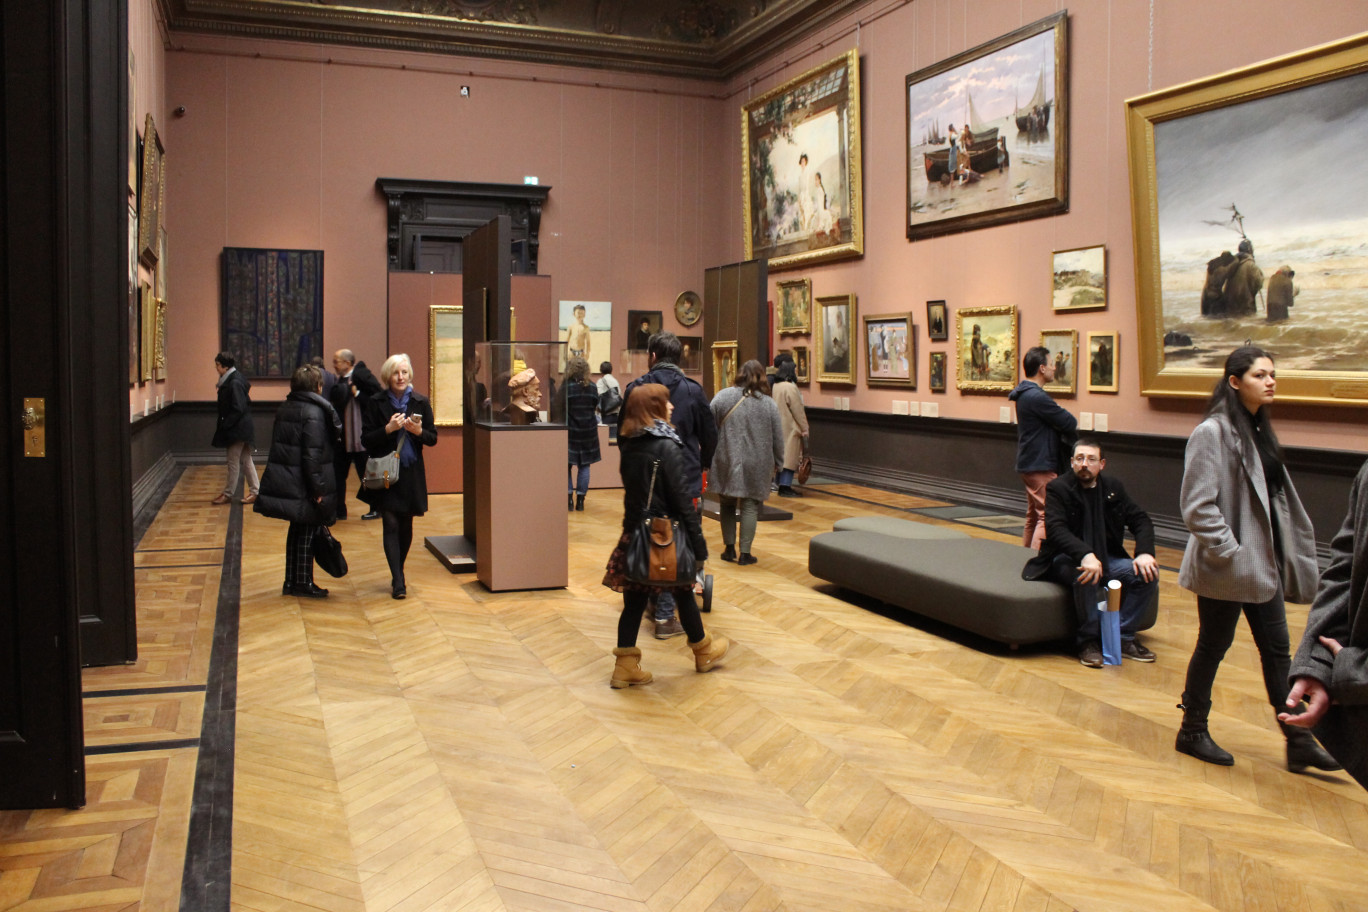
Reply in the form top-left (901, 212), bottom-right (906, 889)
top-left (470, 341), bottom-right (567, 426)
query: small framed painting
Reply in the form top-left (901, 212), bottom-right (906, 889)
top-left (926, 299), bottom-right (948, 341)
top-left (928, 351), bottom-right (947, 392)
top-left (627, 310), bottom-right (662, 351)
top-left (776, 278), bottom-right (812, 334)
top-left (1038, 328), bottom-right (1078, 396)
top-left (678, 335), bottom-right (703, 372)
top-left (863, 313), bottom-right (915, 388)
top-left (954, 304), bottom-right (1018, 392)
top-left (792, 345), bottom-right (810, 384)
top-left (1087, 331), bottom-right (1119, 393)
top-left (815, 293), bottom-right (857, 384)
top-left (1052, 244), bottom-right (1106, 312)
top-left (711, 340), bottom-right (738, 397)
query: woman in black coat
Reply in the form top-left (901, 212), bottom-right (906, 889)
top-left (601, 383), bottom-right (727, 688)
top-left (358, 353), bottom-right (437, 600)
top-left (565, 356), bottom-right (601, 512)
top-left (253, 364), bottom-right (340, 598)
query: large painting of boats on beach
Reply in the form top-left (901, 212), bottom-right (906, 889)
top-left (1127, 31), bottom-right (1368, 406)
top-left (905, 12), bottom-right (1068, 241)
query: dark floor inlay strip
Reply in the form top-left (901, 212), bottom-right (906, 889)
top-left (84, 685), bottom-right (208, 698)
top-left (179, 493), bottom-right (242, 912)
top-left (86, 738), bottom-right (200, 755)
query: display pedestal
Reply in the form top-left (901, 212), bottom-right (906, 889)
top-left (424, 535), bottom-right (476, 573)
top-left (475, 424), bottom-right (569, 591)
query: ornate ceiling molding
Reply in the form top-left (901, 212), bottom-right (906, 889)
top-left (159, 0), bottom-right (869, 79)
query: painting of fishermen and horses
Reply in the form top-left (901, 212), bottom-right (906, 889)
top-left (743, 50), bottom-right (864, 271)
top-left (905, 12), bottom-right (1068, 241)
top-left (1128, 31), bottom-right (1368, 406)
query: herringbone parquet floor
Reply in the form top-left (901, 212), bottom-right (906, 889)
top-left (3, 465), bottom-right (1366, 912)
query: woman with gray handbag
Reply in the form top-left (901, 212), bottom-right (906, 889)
top-left (601, 383), bottom-right (727, 688)
top-left (358, 353), bottom-right (437, 600)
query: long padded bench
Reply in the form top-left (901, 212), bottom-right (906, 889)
top-left (809, 520), bottom-right (1158, 648)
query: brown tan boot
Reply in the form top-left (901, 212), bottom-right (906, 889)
top-left (610, 647), bottom-right (653, 689)
top-left (690, 632), bottom-right (729, 673)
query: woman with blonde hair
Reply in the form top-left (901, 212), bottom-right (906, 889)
top-left (602, 383), bottom-right (728, 688)
top-left (358, 353), bottom-right (437, 600)
top-left (709, 360), bottom-right (783, 565)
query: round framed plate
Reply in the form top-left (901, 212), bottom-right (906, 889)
top-left (674, 290), bottom-right (702, 326)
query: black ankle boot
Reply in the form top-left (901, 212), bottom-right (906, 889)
top-left (1281, 722), bottom-right (1342, 773)
top-left (575, 494), bottom-right (585, 511)
top-left (568, 492), bottom-right (574, 511)
top-left (1175, 695), bottom-right (1234, 766)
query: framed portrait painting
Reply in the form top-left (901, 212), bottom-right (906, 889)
top-left (863, 313), bottom-right (915, 388)
top-left (792, 345), bottom-right (810, 384)
top-left (677, 335), bottom-right (703, 373)
top-left (928, 351), bottom-right (947, 392)
top-left (742, 49), bottom-right (864, 271)
top-left (1127, 31), bottom-right (1368, 406)
top-left (905, 12), bottom-right (1068, 241)
top-left (815, 294), bottom-right (856, 384)
top-left (627, 310), bottom-right (661, 351)
top-left (1052, 245), bottom-right (1106, 312)
top-left (429, 305), bottom-right (464, 426)
top-left (711, 341), bottom-right (738, 397)
top-left (954, 305), bottom-right (1017, 392)
top-left (776, 278), bottom-right (812, 334)
top-left (1087, 331), bottom-right (1119, 393)
top-left (559, 300), bottom-right (611, 369)
top-left (926, 300), bottom-right (948, 341)
top-left (1038, 328), bottom-right (1078, 396)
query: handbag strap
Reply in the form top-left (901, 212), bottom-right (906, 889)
top-left (719, 393), bottom-right (747, 426)
top-left (394, 424), bottom-right (412, 458)
top-left (645, 459), bottom-right (661, 514)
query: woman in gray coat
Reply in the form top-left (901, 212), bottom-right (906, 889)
top-left (1175, 346), bottom-right (1340, 773)
top-left (709, 360), bottom-right (783, 565)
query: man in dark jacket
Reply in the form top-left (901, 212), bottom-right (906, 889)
top-left (620, 331), bottom-right (718, 638)
top-left (255, 364), bottom-right (341, 599)
top-left (1023, 438), bottom-right (1158, 668)
top-left (330, 348), bottom-right (383, 519)
top-left (211, 351), bottom-right (259, 505)
top-left (1008, 345), bottom-right (1077, 548)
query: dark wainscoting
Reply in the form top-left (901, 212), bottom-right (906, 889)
top-left (806, 408), bottom-right (1365, 555)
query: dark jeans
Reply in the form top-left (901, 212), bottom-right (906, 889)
top-left (569, 464), bottom-right (591, 496)
top-left (1044, 552), bottom-right (1156, 646)
top-left (618, 588), bottom-right (704, 648)
top-left (1182, 591), bottom-right (1291, 710)
top-left (334, 450), bottom-right (367, 515)
top-left (381, 510), bottom-right (414, 587)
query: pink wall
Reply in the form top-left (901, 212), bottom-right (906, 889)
top-left (722, 0), bottom-right (1368, 451)
top-left (161, 35), bottom-right (731, 409)
top-left (128, 0), bottom-right (168, 416)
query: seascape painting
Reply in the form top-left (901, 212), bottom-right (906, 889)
top-left (1153, 72), bottom-right (1368, 374)
top-left (905, 13), bottom-right (1068, 241)
top-left (1053, 245), bottom-right (1106, 311)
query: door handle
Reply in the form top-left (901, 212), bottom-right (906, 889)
top-left (23, 397), bottom-right (45, 457)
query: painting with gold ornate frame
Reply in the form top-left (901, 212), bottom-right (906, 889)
top-left (429, 305), bottom-right (464, 426)
top-left (791, 345), bottom-right (810, 384)
top-left (954, 305), bottom-right (1017, 392)
top-left (1039, 328), bottom-right (1078, 396)
top-left (710, 341), bottom-right (738, 398)
top-left (1127, 30), bottom-right (1368, 406)
top-left (742, 49), bottom-right (863, 271)
top-left (814, 293), bottom-right (856, 384)
top-left (776, 278), bottom-right (811, 334)
top-left (1087, 331), bottom-right (1119, 394)
top-left (137, 113), bottom-right (164, 267)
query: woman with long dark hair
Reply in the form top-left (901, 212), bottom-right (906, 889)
top-left (358, 353), bottom-right (437, 600)
top-left (1175, 346), bottom-right (1339, 773)
top-left (709, 360), bottom-right (783, 565)
top-left (565, 356), bottom-right (601, 511)
top-left (601, 383), bottom-right (728, 688)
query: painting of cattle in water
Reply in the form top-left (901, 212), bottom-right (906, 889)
top-left (905, 12), bottom-right (1068, 242)
top-left (1128, 31), bottom-right (1368, 406)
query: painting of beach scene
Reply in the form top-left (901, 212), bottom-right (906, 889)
top-left (558, 300), bottom-right (611, 370)
top-left (1052, 245), bottom-right (1106, 312)
top-left (1128, 33), bottom-right (1368, 405)
top-left (905, 12), bottom-right (1068, 241)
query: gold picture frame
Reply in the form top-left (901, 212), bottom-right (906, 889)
top-left (1087, 331), bottom-right (1119, 394)
top-left (742, 49), bottom-right (864, 271)
top-left (1052, 244), bottom-right (1106, 312)
top-left (428, 305), bottom-right (464, 426)
top-left (1039, 328), bottom-right (1078, 396)
top-left (139, 281), bottom-right (156, 383)
top-left (928, 351), bottom-right (947, 392)
top-left (137, 113), bottom-right (164, 268)
top-left (776, 278), bottom-right (812, 334)
top-left (792, 345), bottom-right (810, 384)
top-left (1126, 30), bottom-right (1368, 406)
top-left (710, 341), bottom-right (738, 397)
top-left (954, 305), bottom-right (1018, 392)
top-left (814, 293), bottom-right (856, 384)
top-left (862, 312), bottom-right (915, 388)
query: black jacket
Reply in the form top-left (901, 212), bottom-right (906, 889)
top-left (618, 427), bottom-right (708, 563)
top-left (329, 361), bottom-right (383, 416)
top-left (1008, 380), bottom-right (1076, 474)
top-left (357, 388), bottom-right (437, 516)
top-left (212, 369), bottom-right (255, 447)
top-left (621, 362), bottom-right (717, 499)
top-left (1023, 471), bottom-right (1155, 579)
top-left (254, 391), bottom-right (340, 525)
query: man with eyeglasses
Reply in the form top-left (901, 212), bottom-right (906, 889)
top-left (1024, 438), bottom-right (1159, 667)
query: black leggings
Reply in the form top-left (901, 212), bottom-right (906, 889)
top-left (1182, 592), bottom-right (1292, 710)
top-left (617, 588), bottom-right (704, 648)
top-left (381, 510), bottom-right (414, 586)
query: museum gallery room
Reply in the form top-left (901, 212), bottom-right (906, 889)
top-left (5, 0), bottom-right (1368, 910)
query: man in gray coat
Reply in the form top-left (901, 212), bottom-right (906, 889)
top-left (1281, 457), bottom-right (1368, 790)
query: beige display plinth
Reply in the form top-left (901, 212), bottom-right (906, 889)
top-left (475, 424), bottom-right (569, 591)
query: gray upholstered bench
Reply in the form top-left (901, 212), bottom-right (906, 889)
top-left (833, 516), bottom-right (970, 540)
top-left (808, 530), bottom-right (1157, 648)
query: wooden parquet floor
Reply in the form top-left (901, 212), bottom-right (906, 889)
top-left (3, 465), bottom-right (1367, 912)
